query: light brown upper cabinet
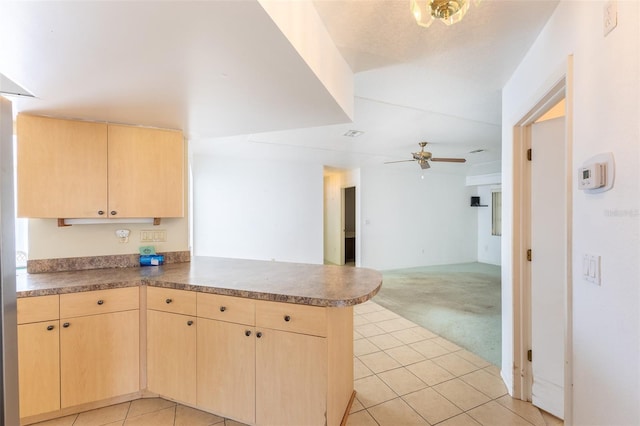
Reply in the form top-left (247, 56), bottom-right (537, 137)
top-left (107, 125), bottom-right (184, 218)
top-left (17, 114), bottom-right (184, 219)
top-left (17, 115), bottom-right (108, 218)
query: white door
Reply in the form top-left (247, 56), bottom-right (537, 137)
top-left (530, 116), bottom-right (566, 419)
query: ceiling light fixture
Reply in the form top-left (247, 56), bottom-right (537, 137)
top-left (410, 0), bottom-right (479, 27)
top-left (343, 130), bottom-right (364, 138)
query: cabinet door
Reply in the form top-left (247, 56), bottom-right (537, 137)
top-left (17, 114), bottom-right (108, 218)
top-left (60, 310), bottom-right (139, 408)
top-left (147, 310), bottom-right (196, 404)
top-left (107, 125), bottom-right (184, 218)
top-left (256, 329), bottom-right (327, 426)
top-left (197, 319), bottom-right (255, 424)
top-left (18, 321), bottom-right (60, 418)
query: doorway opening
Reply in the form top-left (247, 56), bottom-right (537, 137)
top-left (511, 57), bottom-right (573, 423)
top-left (344, 186), bottom-right (356, 266)
top-left (322, 167), bottom-right (360, 266)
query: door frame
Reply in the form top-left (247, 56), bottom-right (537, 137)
top-left (511, 56), bottom-right (574, 423)
top-left (340, 186), bottom-right (346, 265)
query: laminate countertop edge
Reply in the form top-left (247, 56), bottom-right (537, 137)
top-left (16, 257), bottom-right (383, 307)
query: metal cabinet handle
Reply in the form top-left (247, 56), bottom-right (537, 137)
top-left (220, 306), bottom-right (226, 312)
top-left (256, 332), bottom-right (263, 338)
top-left (110, 210), bottom-right (117, 216)
top-left (187, 320), bottom-right (194, 326)
top-left (245, 330), bottom-right (252, 337)
top-left (165, 298), bottom-right (173, 304)
top-left (98, 210), bottom-right (105, 215)
top-left (284, 315), bottom-right (291, 322)
top-left (97, 300), bottom-right (104, 305)
top-left (63, 322), bottom-right (70, 328)
top-left (47, 325), bottom-right (54, 331)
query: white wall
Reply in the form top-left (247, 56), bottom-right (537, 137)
top-left (28, 218), bottom-right (189, 259)
top-left (476, 185), bottom-right (501, 265)
top-left (192, 154), bottom-right (324, 264)
top-left (359, 165), bottom-right (478, 270)
top-left (502, 1), bottom-right (639, 423)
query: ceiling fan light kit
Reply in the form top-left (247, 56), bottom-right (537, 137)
top-left (410, 0), bottom-right (478, 27)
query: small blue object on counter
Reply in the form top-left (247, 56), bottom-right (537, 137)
top-left (140, 254), bottom-right (164, 266)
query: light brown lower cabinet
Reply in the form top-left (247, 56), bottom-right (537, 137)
top-left (146, 309), bottom-right (197, 405)
top-left (60, 309), bottom-right (140, 408)
top-left (197, 320), bottom-right (330, 426)
top-left (18, 288), bottom-right (353, 426)
top-left (18, 320), bottom-right (60, 418)
top-left (197, 319), bottom-right (256, 424)
top-left (195, 295), bottom-right (353, 426)
top-left (17, 289), bottom-right (140, 423)
top-left (255, 328), bottom-right (327, 426)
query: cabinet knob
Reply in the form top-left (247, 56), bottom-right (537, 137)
top-left (63, 322), bottom-right (70, 328)
top-left (220, 306), bottom-right (226, 312)
top-left (256, 332), bottom-right (263, 338)
top-left (245, 330), bottom-right (252, 337)
top-left (46, 325), bottom-right (54, 331)
top-left (97, 299), bottom-right (104, 305)
top-left (165, 298), bottom-right (173, 304)
top-left (98, 210), bottom-right (105, 216)
top-left (284, 315), bottom-right (291, 322)
top-left (187, 320), bottom-right (194, 326)
top-left (110, 210), bottom-right (117, 216)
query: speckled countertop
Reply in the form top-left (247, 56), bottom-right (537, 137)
top-left (16, 256), bottom-right (382, 307)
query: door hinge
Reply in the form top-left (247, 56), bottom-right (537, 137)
top-left (526, 249), bottom-right (532, 262)
top-left (527, 349), bottom-right (532, 362)
top-left (527, 149), bottom-right (532, 161)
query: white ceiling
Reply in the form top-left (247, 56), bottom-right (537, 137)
top-left (1, 0), bottom-right (559, 175)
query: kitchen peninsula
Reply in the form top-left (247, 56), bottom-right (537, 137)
top-left (16, 257), bottom-right (382, 426)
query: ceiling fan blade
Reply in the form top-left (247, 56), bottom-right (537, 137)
top-left (430, 157), bottom-right (466, 163)
top-left (384, 159), bottom-right (416, 164)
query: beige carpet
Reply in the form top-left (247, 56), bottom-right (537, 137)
top-left (374, 262), bottom-right (501, 366)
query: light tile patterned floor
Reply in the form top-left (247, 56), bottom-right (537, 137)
top-left (33, 301), bottom-right (562, 426)
top-left (33, 398), bottom-right (246, 426)
top-left (349, 301), bottom-right (563, 426)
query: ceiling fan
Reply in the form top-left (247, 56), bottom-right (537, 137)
top-left (385, 142), bottom-right (466, 170)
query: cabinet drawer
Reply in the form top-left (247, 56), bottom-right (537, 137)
top-left (197, 293), bottom-right (255, 325)
top-left (60, 287), bottom-right (139, 318)
top-left (147, 286), bottom-right (196, 316)
top-left (256, 301), bottom-right (327, 337)
top-left (17, 295), bottom-right (59, 324)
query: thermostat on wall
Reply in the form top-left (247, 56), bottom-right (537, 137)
top-left (578, 152), bottom-right (614, 193)
top-left (578, 163), bottom-right (605, 190)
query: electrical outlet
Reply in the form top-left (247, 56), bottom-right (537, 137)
top-left (115, 229), bottom-right (130, 243)
top-left (603, 0), bottom-right (617, 36)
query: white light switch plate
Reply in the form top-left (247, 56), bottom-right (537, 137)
top-left (141, 229), bottom-right (166, 242)
top-left (583, 254), bottom-right (601, 285)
